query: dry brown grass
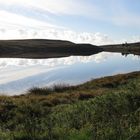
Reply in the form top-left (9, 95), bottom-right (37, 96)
top-left (0, 71), bottom-right (140, 107)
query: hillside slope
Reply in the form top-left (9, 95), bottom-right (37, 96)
top-left (0, 71), bottom-right (140, 139)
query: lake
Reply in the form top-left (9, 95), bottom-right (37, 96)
top-left (0, 52), bottom-right (140, 95)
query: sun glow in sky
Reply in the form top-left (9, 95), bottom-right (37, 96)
top-left (0, 0), bottom-right (140, 44)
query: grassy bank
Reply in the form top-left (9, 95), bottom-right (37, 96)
top-left (0, 71), bottom-right (140, 140)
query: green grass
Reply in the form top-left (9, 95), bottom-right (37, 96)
top-left (0, 71), bottom-right (140, 140)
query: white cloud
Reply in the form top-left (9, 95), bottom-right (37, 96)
top-left (0, 10), bottom-right (62, 29)
top-left (0, 0), bottom-right (139, 28)
top-left (0, 0), bottom-right (139, 44)
top-left (0, 1), bottom-right (111, 44)
top-left (0, 0), bottom-right (101, 34)
top-left (129, 36), bottom-right (140, 42)
top-left (0, 25), bottom-right (139, 45)
top-left (0, 25), bottom-right (114, 45)
top-left (0, 0), bottom-right (100, 16)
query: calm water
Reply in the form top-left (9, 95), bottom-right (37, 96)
top-left (0, 52), bottom-right (140, 95)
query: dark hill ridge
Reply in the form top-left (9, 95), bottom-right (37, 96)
top-left (0, 39), bottom-right (102, 58)
top-left (0, 39), bottom-right (140, 58)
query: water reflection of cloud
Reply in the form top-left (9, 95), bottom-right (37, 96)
top-left (0, 52), bottom-right (112, 68)
top-left (0, 52), bottom-right (139, 95)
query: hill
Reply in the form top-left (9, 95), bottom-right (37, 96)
top-left (0, 39), bottom-right (102, 58)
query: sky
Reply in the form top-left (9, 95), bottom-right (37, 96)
top-left (0, 0), bottom-right (140, 45)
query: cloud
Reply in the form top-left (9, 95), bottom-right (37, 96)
top-left (0, 52), bottom-right (111, 69)
top-left (0, 24), bottom-right (114, 45)
top-left (0, 25), bottom-right (139, 45)
top-left (0, 0), bottom-right (100, 16)
top-left (0, 0), bottom-right (139, 28)
top-left (0, 10), bottom-right (62, 29)
top-left (129, 36), bottom-right (140, 42)
top-left (0, 0), bottom-right (139, 43)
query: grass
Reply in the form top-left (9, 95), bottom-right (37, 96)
top-left (0, 71), bottom-right (140, 140)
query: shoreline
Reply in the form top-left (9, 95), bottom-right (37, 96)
top-left (1, 71), bottom-right (139, 98)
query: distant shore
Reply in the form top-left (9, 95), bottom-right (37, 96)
top-left (100, 42), bottom-right (140, 55)
top-left (0, 39), bottom-right (139, 58)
